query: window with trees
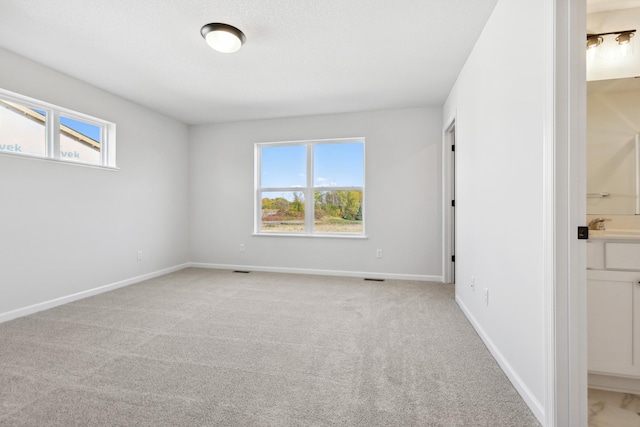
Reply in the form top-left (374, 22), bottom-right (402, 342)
top-left (255, 138), bottom-right (365, 236)
top-left (0, 88), bottom-right (116, 168)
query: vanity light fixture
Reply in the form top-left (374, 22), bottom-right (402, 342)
top-left (586, 34), bottom-right (603, 50)
top-left (616, 31), bottom-right (635, 45)
top-left (586, 29), bottom-right (636, 52)
top-left (200, 23), bottom-right (246, 53)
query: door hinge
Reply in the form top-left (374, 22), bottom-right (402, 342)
top-left (451, 200), bottom-right (455, 207)
top-left (451, 145), bottom-right (455, 152)
top-left (452, 255), bottom-right (455, 262)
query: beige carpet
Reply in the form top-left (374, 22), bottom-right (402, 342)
top-left (0, 268), bottom-right (539, 426)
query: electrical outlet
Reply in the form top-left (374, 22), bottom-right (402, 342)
top-left (239, 244), bottom-right (245, 253)
top-left (470, 276), bottom-right (475, 291)
top-left (137, 250), bottom-right (143, 261)
top-left (376, 249), bottom-right (383, 258)
top-left (484, 288), bottom-right (489, 306)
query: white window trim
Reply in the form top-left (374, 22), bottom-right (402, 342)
top-left (255, 137), bottom-right (366, 237)
top-left (0, 88), bottom-right (117, 170)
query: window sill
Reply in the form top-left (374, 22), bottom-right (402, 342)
top-left (0, 151), bottom-right (119, 171)
top-left (252, 232), bottom-right (368, 239)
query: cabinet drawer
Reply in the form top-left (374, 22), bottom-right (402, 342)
top-left (605, 243), bottom-right (640, 270)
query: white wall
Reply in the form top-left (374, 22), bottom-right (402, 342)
top-left (0, 48), bottom-right (190, 317)
top-left (587, 7), bottom-right (640, 82)
top-left (189, 108), bottom-right (442, 280)
top-left (443, 0), bottom-right (545, 421)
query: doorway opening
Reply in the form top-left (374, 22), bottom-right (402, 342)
top-left (444, 120), bottom-right (456, 284)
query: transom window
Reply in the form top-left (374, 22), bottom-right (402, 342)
top-left (0, 88), bottom-right (116, 168)
top-left (255, 138), bottom-right (365, 236)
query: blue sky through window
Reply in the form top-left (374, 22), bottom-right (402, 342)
top-left (61, 116), bottom-right (101, 142)
top-left (261, 141), bottom-right (364, 189)
top-left (29, 108), bottom-right (101, 142)
top-left (314, 142), bottom-right (363, 187)
top-left (261, 145), bottom-right (306, 188)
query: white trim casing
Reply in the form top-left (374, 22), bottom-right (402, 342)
top-left (255, 137), bottom-right (365, 236)
top-left (588, 373), bottom-right (640, 395)
top-left (543, 0), bottom-right (557, 424)
top-left (51, 110), bottom-right (60, 159)
top-left (305, 142), bottom-right (315, 231)
top-left (442, 116), bottom-right (456, 284)
top-left (545, 0), bottom-right (588, 425)
top-left (251, 232), bottom-right (368, 239)
top-left (189, 262), bottom-right (442, 282)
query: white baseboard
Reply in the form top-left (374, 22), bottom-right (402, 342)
top-left (189, 262), bottom-right (442, 282)
top-left (456, 296), bottom-right (545, 424)
top-left (0, 263), bottom-right (190, 324)
top-left (0, 263), bottom-right (441, 324)
top-left (589, 373), bottom-right (640, 395)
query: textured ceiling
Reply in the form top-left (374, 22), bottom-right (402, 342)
top-left (0, 0), bottom-right (502, 124)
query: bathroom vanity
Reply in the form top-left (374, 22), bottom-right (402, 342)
top-left (588, 231), bottom-right (640, 392)
top-left (586, 77), bottom-right (640, 392)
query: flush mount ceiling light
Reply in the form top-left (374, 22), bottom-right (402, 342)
top-left (200, 23), bottom-right (246, 53)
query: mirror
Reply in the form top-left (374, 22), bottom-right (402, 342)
top-left (587, 77), bottom-right (640, 215)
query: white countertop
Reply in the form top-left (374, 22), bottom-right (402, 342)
top-left (589, 229), bottom-right (640, 240)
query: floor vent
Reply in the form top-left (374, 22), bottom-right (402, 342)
top-left (364, 278), bottom-right (385, 282)
top-left (232, 270), bottom-right (251, 274)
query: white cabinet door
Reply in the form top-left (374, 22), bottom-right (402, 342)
top-left (587, 241), bottom-right (604, 270)
top-left (587, 278), bottom-right (640, 377)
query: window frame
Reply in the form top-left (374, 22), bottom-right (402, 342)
top-left (0, 88), bottom-right (116, 169)
top-left (254, 137), bottom-right (366, 238)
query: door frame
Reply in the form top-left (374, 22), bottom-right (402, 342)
top-left (545, 0), bottom-right (587, 425)
top-left (443, 116), bottom-right (456, 284)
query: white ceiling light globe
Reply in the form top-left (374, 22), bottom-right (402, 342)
top-left (206, 31), bottom-right (242, 53)
top-left (201, 23), bottom-right (246, 54)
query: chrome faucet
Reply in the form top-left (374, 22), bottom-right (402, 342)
top-left (588, 218), bottom-right (611, 230)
